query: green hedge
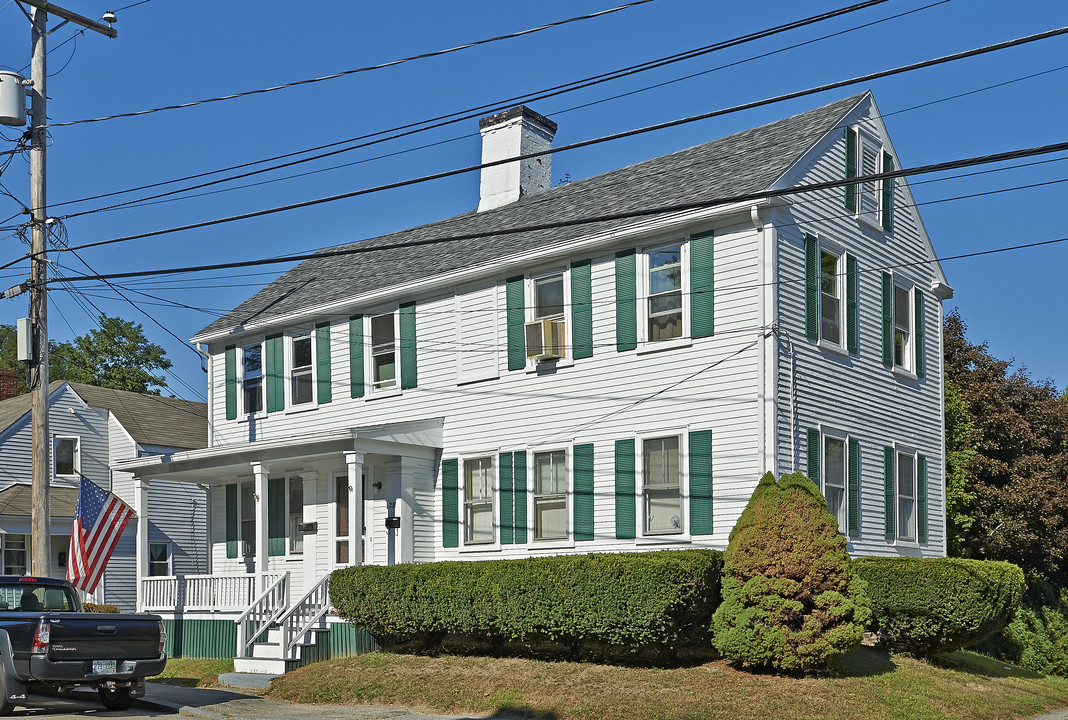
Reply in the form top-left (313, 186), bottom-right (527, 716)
top-left (853, 556), bottom-right (1024, 657)
top-left (330, 550), bottom-right (722, 656)
top-left (980, 580), bottom-right (1068, 676)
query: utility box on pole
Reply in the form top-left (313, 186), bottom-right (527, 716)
top-left (0, 71), bottom-right (26, 127)
top-left (16, 318), bottom-right (31, 362)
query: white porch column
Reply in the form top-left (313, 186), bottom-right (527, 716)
top-left (344, 452), bottom-right (364, 566)
top-left (134, 476), bottom-right (150, 612)
top-left (300, 469), bottom-right (319, 590)
top-left (398, 456), bottom-right (420, 564)
top-left (251, 462), bottom-right (270, 590)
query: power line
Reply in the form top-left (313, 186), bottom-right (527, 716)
top-left (30, 139), bottom-right (1068, 285)
top-left (43, 0), bottom-right (662, 128)
top-left (47, 0), bottom-right (903, 215)
top-left (32, 24), bottom-right (1068, 260)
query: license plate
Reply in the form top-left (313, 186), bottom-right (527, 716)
top-left (92, 660), bottom-right (117, 674)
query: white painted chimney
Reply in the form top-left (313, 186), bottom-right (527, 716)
top-left (477, 106), bottom-right (558, 212)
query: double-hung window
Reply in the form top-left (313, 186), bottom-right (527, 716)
top-left (645, 244), bottom-right (684, 342)
top-left (2, 535), bottom-right (27, 575)
top-left (643, 436), bottom-right (682, 534)
top-left (896, 450), bottom-right (917, 541)
top-left (823, 436), bottom-right (847, 531)
top-left (858, 129), bottom-right (881, 222)
top-left (149, 543), bottom-right (172, 576)
top-left (893, 281), bottom-right (912, 370)
top-left (533, 274), bottom-right (564, 322)
top-left (290, 332), bottom-right (314, 406)
top-left (242, 344), bottom-right (263, 414)
top-left (370, 312), bottom-right (397, 391)
top-left (53, 436), bottom-right (79, 478)
top-left (846, 127), bottom-right (894, 231)
top-left (533, 450), bottom-right (567, 541)
top-left (820, 248), bottom-right (844, 347)
top-left (463, 457), bottom-right (494, 545)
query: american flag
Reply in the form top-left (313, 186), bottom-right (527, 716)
top-left (67, 477), bottom-right (134, 594)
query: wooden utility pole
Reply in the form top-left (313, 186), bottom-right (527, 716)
top-left (18, 0), bottom-right (116, 577)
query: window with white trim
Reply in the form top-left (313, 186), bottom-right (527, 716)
top-left (533, 450), bottom-right (567, 541)
top-left (370, 312), bottom-right (397, 391)
top-left (893, 281), bottom-right (912, 370)
top-left (290, 332), bottom-right (314, 406)
top-left (2, 534), bottom-right (27, 575)
top-left (463, 457), bottom-right (494, 545)
top-left (857, 129), bottom-right (882, 222)
top-left (643, 435), bottom-right (682, 534)
top-left (334, 475), bottom-right (349, 564)
top-left (819, 247), bottom-right (844, 347)
top-left (288, 476), bottom-right (304, 554)
top-left (823, 435), bottom-right (847, 531)
top-left (241, 343), bottom-right (263, 414)
top-left (53, 436), bottom-right (80, 478)
top-left (644, 244), bottom-right (685, 342)
top-left (149, 542), bottom-right (172, 576)
top-left (525, 270), bottom-right (569, 362)
top-left (897, 450), bottom-right (917, 541)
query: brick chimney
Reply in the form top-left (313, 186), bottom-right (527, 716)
top-left (0, 368), bottom-right (18, 401)
top-left (477, 106), bottom-right (557, 212)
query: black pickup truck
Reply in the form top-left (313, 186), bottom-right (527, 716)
top-left (0, 576), bottom-right (167, 713)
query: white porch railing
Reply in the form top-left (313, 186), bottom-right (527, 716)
top-left (278, 574), bottom-right (332, 661)
top-left (141, 573), bottom-right (284, 613)
top-left (236, 572), bottom-right (290, 658)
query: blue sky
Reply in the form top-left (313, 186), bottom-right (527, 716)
top-left (0, 0), bottom-right (1065, 401)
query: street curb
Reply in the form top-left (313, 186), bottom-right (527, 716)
top-left (136, 695), bottom-right (227, 719)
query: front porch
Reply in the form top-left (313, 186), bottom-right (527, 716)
top-left (114, 419), bottom-right (443, 673)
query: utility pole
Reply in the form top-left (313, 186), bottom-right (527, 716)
top-left (16, 0), bottom-right (116, 577)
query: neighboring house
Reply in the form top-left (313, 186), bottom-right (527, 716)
top-left (116, 92), bottom-right (952, 672)
top-left (0, 380), bottom-right (209, 611)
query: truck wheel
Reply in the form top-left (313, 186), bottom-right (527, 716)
top-left (98, 686), bottom-right (135, 711)
top-left (0, 673), bottom-right (15, 716)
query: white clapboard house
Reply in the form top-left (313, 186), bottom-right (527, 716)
top-left (116, 92), bottom-right (952, 672)
top-left (0, 380), bottom-right (208, 611)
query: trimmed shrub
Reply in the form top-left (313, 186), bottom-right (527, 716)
top-left (853, 556), bottom-right (1024, 657)
top-left (330, 550), bottom-right (721, 658)
top-left (712, 472), bottom-right (871, 671)
top-left (82, 602), bottom-right (120, 613)
top-left (979, 579), bottom-right (1068, 676)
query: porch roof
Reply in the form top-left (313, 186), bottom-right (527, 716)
top-left (0, 484), bottom-right (78, 518)
top-left (112, 417), bottom-right (444, 483)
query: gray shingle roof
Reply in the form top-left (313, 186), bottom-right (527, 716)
top-left (0, 381), bottom-right (207, 451)
top-left (197, 93), bottom-right (866, 339)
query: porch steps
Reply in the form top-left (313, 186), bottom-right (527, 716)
top-left (234, 623), bottom-right (331, 674)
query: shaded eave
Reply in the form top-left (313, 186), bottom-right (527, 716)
top-left (112, 417), bottom-right (444, 483)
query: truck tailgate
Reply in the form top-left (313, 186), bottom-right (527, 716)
top-left (45, 614), bottom-right (161, 661)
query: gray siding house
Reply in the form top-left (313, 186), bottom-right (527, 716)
top-left (0, 381), bottom-right (208, 611)
top-left (117, 92), bottom-right (952, 671)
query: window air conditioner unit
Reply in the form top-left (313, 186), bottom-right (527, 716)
top-left (524, 319), bottom-right (565, 361)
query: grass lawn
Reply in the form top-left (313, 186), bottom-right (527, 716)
top-left (264, 648), bottom-right (1068, 720)
top-left (149, 658), bottom-right (234, 688)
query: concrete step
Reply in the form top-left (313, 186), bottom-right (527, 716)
top-left (233, 656), bottom-right (288, 674)
top-left (250, 641), bottom-right (283, 659)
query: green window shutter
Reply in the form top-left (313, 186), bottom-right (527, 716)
top-left (225, 484), bottom-right (238, 558)
top-left (614, 439), bottom-right (636, 539)
top-left (883, 446), bottom-right (895, 541)
top-left (571, 260), bottom-right (593, 360)
top-left (806, 428), bottom-right (821, 484)
top-left (265, 333), bottom-right (284, 412)
top-left (506, 276), bottom-right (526, 371)
top-left (845, 127), bottom-right (858, 211)
top-left (881, 272), bottom-right (893, 366)
top-left (267, 476), bottom-right (285, 556)
top-left (499, 453), bottom-right (514, 545)
top-left (349, 315), bottom-right (364, 399)
top-left (573, 444), bottom-right (594, 542)
top-left (513, 451), bottom-right (527, 543)
top-left (882, 152), bottom-right (894, 232)
top-left (399, 301), bottom-right (417, 389)
top-left (442, 459), bottom-right (459, 548)
top-left (918, 454), bottom-right (928, 543)
top-left (846, 254), bottom-right (859, 354)
top-left (689, 430), bottom-right (713, 535)
top-left (690, 231), bottom-right (715, 338)
top-left (224, 345), bottom-right (237, 421)
top-left (848, 440), bottom-right (860, 538)
top-left (804, 234), bottom-right (819, 340)
top-left (915, 290), bottom-right (926, 378)
top-left (615, 250), bottom-right (637, 352)
top-left (316, 322), bottom-right (332, 404)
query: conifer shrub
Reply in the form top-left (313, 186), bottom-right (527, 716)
top-left (980, 580), bottom-right (1068, 676)
top-left (854, 556), bottom-right (1024, 657)
top-left (712, 472), bottom-right (871, 670)
top-left (330, 550), bottom-right (721, 660)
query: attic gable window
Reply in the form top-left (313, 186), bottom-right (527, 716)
top-left (845, 127), bottom-right (894, 232)
top-left (53, 436), bottom-right (79, 478)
